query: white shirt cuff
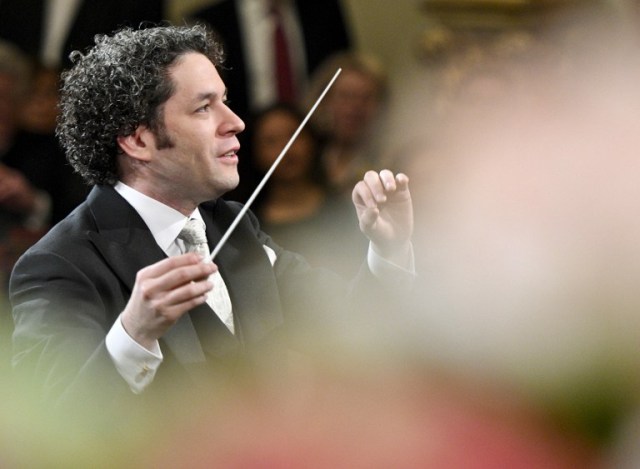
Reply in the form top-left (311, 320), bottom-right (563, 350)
top-left (367, 242), bottom-right (416, 292)
top-left (105, 315), bottom-right (163, 394)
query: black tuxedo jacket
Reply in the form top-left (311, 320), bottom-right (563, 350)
top-left (10, 185), bottom-right (378, 408)
top-left (191, 0), bottom-right (352, 121)
top-left (0, 0), bottom-right (164, 67)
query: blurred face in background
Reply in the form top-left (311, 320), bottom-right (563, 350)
top-left (20, 67), bottom-right (60, 134)
top-left (254, 108), bottom-right (317, 183)
top-left (325, 69), bottom-right (382, 145)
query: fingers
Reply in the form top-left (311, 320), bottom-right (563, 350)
top-left (381, 170), bottom-right (411, 195)
top-left (122, 254), bottom-right (219, 346)
top-left (352, 170), bottom-right (384, 209)
top-left (136, 253), bottom-right (217, 305)
top-left (159, 276), bottom-right (212, 310)
top-left (139, 253), bottom-right (215, 281)
top-left (352, 169), bottom-right (410, 208)
top-left (395, 172), bottom-right (410, 192)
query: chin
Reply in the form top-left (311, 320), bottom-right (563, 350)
top-left (215, 178), bottom-right (240, 198)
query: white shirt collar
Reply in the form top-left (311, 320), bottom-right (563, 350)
top-left (114, 182), bottom-right (203, 255)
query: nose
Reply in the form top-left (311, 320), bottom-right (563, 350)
top-left (220, 104), bottom-right (245, 136)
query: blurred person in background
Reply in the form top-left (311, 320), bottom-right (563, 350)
top-left (0, 0), bottom-right (166, 69)
top-left (0, 49), bottom-right (89, 292)
top-left (18, 64), bottom-right (61, 135)
top-left (0, 43), bottom-right (51, 288)
top-left (0, 42), bottom-right (42, 375)
top-left (0, 40), bottom-right (89, 376)
top-left (12, 63), bottom-right (89, 225)
top-left (250, 102), bottom-right (367, 277)
top-left (305, 51), bottom-right (389, 198)
top-left (250, 103), bottom-right (327, 232)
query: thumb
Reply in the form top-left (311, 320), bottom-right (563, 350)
top-left (358, 207), bottom-right (379, 233)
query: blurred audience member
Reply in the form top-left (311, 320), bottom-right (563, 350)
top-left (0, 43), bottom-right (88, 294)
top-left (305, 51), bottom-right (389, 197)
top-left (14, 63), bottom-right (89, 224)
top-left (0, 42), bottom-right (49, 287)
top-left (250, 102), bottom-right (367, 277)
top-left (0, 0), bottom-right (165, 68)
top-left (251, 103), bottom-right (325, 226)
top-left (1, 53), bottom-right (89, 374)
top-left (19, 64), bottom-right (60, 134)
top-left (0, 41), bottom-right (32, 372)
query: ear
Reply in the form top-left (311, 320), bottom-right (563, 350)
top-left (116, 125), bottom-right (155, 162)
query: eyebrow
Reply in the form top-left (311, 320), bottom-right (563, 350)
top-left (194, 88), bottom-right (228, 103)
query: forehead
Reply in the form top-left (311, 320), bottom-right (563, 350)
top-left (168, 52), bottom-right (223, 96)
top-left (260, 109), bottom-right (298, 127)
top-left (336, 70), bottom-right (379, 92)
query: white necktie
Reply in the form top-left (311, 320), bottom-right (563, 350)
top-left (178, 218), bottom-right (234, 334)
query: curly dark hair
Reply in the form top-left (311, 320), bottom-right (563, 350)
top-left (57, 24), bottom-right (225, 185)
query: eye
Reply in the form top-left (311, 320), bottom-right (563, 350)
top-left (196, 104), bottom-right (211, 113)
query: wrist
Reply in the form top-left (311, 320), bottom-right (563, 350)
top-left (120, 312), bottom-right (156, 351)
top-left (371, 240), bottom-right (412, 266)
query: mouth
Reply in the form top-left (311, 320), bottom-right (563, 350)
top-left (219, 148), bottom-right (239, 162)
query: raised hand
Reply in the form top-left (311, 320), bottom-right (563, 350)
top-left (352, 169), bottom-right (413, 262)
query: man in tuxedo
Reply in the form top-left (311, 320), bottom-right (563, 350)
top-left (0, 0), bottom-right (165, 68)
top-left (9, 25), bottom-right (413, 410)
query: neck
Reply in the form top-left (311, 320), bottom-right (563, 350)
top-left (119, 178), bottom-right (199, 216)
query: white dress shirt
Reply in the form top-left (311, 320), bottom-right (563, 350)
top-left (106, 182), bottom-right (185, 393)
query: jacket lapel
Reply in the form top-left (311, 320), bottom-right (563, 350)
top-left (200, 201), bottom-right (284, 348)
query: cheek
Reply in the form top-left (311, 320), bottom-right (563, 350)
top-left (184, 129), bottom-right (216, 161)
top-left (291, 137), bottom-right (314, 163)
top-left (360, 100), bottom-right (380, 120)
